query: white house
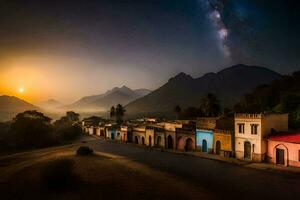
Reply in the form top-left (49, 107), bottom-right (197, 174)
top-left (235, 113), bottom-right (288, 162)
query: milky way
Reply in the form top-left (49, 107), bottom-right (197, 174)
top-left (201, 0), bottom-right (231, 59)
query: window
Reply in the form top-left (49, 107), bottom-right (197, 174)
top-left (251, 124), bottom-right (259, 135)
top-left (238, 123), bottom-right (245, 134)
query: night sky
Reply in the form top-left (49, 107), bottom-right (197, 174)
top-left (0, 0), bottom-right (299, 103)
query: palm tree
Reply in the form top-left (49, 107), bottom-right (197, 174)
top-left (115, 104), bottom-right (126, 124)
top-left (200, 93), bottom-right (221, 117)
top-left (110, 106), bottom-right (115, 119)
top-left (174, 105), bottom-right (181, 119)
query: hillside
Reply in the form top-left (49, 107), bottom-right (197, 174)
top-left (125, 64), bottom-right (281, 116)
top-left (234, 71), bottom-right (300, 128)
top-left (0, 95), bottom-right (38, 121)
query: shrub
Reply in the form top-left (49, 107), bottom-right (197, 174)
top-left (41, 159), bottom-right (77, 191)
top-left (54, 124), bottom-right (82, 142)
top-left (9, 111), bottom-right (56, 149)
top-left (76, 146), bottom-right (93, 156)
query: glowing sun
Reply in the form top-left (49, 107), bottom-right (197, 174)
top-left (18, 87), bottom-right (25, 93)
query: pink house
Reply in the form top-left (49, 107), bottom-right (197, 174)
top-left (267, 132), bottom-right (300, 167)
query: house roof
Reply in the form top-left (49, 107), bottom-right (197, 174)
top-left (268, 132), bottom-right (300, 143)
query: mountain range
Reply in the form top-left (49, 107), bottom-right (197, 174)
top-left (66, 86), bottom-right (151, 112)
top-left (125, 64), bottom-right (281, 116)
top-left (0, 64), bottom-right (282, 121)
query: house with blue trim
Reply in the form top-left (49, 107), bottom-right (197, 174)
top-left (196, 129), bottom-right (214, 153)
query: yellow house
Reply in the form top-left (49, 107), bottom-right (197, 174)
top-left (213, 129), bottom-right (234, 157)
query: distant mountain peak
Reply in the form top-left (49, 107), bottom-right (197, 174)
top-left (175, 72), bottom-right (190, 78)
top-left (67, 85), bottom-right (150, 111)
top-left (218, 64), bottom-right (280, 75)
top-left (169, 72), bottom-right (193, 82)
top-left (44, 99), bottom-right (59, 104)
top-left (121, 85), bottom-right (130, 89)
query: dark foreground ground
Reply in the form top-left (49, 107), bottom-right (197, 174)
top-left (1, 136), bottom-right (300, 200)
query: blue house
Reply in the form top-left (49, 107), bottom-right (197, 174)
top-left (196, 129), bottom-right (213, 153)
top-left (106, 128), bottom-right (116, 140)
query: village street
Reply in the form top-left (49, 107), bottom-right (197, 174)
top-left (1, 136), bottom-right (300, 199)
top-left (88, 137), bottom-right (300, 200)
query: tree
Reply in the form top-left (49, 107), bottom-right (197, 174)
top-left (115, 104), bottom-right (126, 124)
top-left (223, 107), bottom-right (233, 117)
top-left (199, 93), bottom-right (221, 117)
top-left (53, 111), bottom-right (82, 142)
top-left (182, 107), bottom-right (203, 119)
top-left (54, 111), bottom-right (80, 127)
top-left (233, 71), bottom-right (300, 128)
top-left (174, 105), bottom-right (182, 119)
top-left (66, 111), bottom-right (80, 122)
top-left (110, 106), bottom-right (116, 119)
top-left (10, 110), bottom-right (54, 149)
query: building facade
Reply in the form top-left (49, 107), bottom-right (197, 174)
top-left (196, 129), bottom-right (214, 153)
top-left (176, 123), bottom-right (196, 151)
top-left (120, 125), bottom-right (132, 142)
top-left (235, 113), bottom-right (288, 162)
top-left (132, 126), bottom-right (146, 145)
top-left (163, 122), bottom-right (182, 150)
top-left (145, 129), bottom-right (155, 147)
top-left (267, 133), bottom-right (300, 167)
top-left (213, 129), bottom-right (234, 157)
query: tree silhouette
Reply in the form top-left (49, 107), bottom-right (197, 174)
top-left (53, 111), bottom-right (82, 142)
top-left (233, 71), bottom-right (300, 128)
top-left (110, 106), bottom-right (116, 119)
top-left (174, 105), bottom-right (182, 119)
top-left (200, 93), bottom-right (221, 117)
top-left (115, 104), bottom-right (126, 124)
top-left (66, 111), bottom-right (80, 122)
top-left (10, 110), bottom-right (54, 149)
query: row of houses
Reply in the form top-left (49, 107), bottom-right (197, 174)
top-left (82, 113), bottom-right (300, 167)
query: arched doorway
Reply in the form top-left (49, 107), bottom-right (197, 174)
top-left (142, 137), bottom-right (145, 145)
top-left (244, 141), bottom-right (251, 159)
top-left (185, 138), bottom-right (194, 151)
top-left (177, 136), bottom-right (184, 150)
top-left (135, 136), bottom-right (139, 144)
top-left (276, 148), bottom-right (285, 165)
top-left (167, 135), bottom-right (173, 149)
top-left (122, 133), bottom-right (127, 142)
top-left (216, 140), bottom-right (221, 155)
top-left (149, 136), bottom-right (152, 147)
top-left (157, 136), bottom-right (162, 147)
top-left (100, 130), bottom-right (104, 136)
top-left (202, 140), bottom-right (207, 152)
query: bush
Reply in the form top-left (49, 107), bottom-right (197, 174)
top-left (41, 159), bottom-right (77, 191)
top-left (54, 124), bottom-right (82, 142)
top-left (9, 111), bottom-right (56, 149)
top-left (76, 146), bottom-right (93, 156)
